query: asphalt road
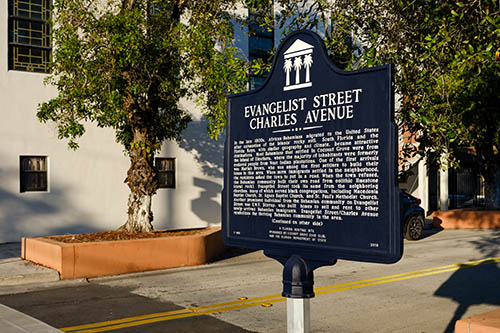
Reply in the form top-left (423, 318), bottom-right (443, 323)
top-left (1, 229), bottom-right (499, 332)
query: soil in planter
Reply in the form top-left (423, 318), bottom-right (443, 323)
top-left (47, 228), bottom-right (209, 244)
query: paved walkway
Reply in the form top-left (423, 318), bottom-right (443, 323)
top-left (0, 243), bottom-right (61, 332)
top-left (0, 243), bottom-right (59, 287)
top-left (0, 304), bottom-right (62, 332)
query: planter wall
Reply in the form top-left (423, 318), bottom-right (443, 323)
top-left (433, 209), bottom-right (500, 229)
top-left (455, 308), bottom-right (500, 333)
top-left (21, 227), bottom-right (227, 279)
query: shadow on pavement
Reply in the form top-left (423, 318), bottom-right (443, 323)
top-left (469, 230), bottom-right (500, 258)
top-left (434, 231), bottom-right (500, 332)
top-left (211, 247), bottom-right (259, 262)
top-left (0, 283), bottom-right (253, 332)
top-left (419, 228), bottom-right (443, 240)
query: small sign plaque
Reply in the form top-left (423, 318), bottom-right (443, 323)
top-left (223, 30), bottom-right (402, 264)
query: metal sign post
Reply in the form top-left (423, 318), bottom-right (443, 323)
top-left (265, 252), bottom-right (336, 333)
top-left (287, 298), bottom-right (310, 333)
top-left (223, 30), bottom-right (402, 332)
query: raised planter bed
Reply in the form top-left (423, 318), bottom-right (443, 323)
top-left (21, 227), bottom-right (227, 279)
top-left (455, 308), bottom-right (500, 333)
top-left (433, 209), bottom-right (500, 229)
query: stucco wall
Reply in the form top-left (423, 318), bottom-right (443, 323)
top-left (0, 1), bottom-right (132, 240)
top-left (0, 3), bottom-right (250, 242)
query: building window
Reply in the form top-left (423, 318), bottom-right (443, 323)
top-left (8, 0), bottom-right (51, 73)
top-left (20, 156), bottom-right (48, 192)
top-left (155, 158), bottom-right (175, 188)
top-left (248, 7), bottom-right (274, 90)
top-left (150, 2), bottom-right (160, 14)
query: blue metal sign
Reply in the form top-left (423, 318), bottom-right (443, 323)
top-left (223, 30), bottom-right (402, 264)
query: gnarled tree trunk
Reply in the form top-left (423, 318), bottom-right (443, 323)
top-left (119, 130), bottom-right (158, 233)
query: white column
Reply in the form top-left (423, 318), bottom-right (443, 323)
top-left (439, 167), bottom-right (449, 211)
top-left (417, 159), bottom-right (428, 213)
top-left (287, 298), bottom-right (310, 333)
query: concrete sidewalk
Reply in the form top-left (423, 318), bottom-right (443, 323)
top-left (0, 243), bottom-right (62, 332)
top-left (0, 304), bottom-right (62, 332)
top-left (0, 243), bottom-right (60, 287)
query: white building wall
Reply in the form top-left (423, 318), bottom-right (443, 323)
top-left (152, 101), bottom-right (226, 230)
top-left (151, 7), bottom-right (250, 231)
top-left (0, 2), bottom-right (249, 242)
top-left (1, 0), bottom-right (132, 241)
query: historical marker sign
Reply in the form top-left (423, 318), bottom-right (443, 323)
top-left (223, 30), bottom-right (402, 264)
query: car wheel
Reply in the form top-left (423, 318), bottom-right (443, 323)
top-left (405, 215), bottom-right (424, 240)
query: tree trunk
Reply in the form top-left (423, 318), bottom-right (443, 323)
top-left (122, 191), bottom-right (153, 232)
top-left (484, 169), bottom-right (500, 210)
top-left (119, 131), bottom-right (158, 233)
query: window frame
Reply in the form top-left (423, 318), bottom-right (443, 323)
top-left (8, 0), bottom-right (52, 73)
top-left (19, 155), bottom-right (48, 193)
top-left (155, 157), bottom-right (176, 189)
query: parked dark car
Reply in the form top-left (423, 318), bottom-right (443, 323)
top-left (400, 190), bottom-right (425, 240)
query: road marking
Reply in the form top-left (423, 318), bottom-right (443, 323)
top-left (61, 256), bottom-right (500, 332)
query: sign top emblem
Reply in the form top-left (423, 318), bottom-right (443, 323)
top-left (283, 39), bottom-right (314, 91)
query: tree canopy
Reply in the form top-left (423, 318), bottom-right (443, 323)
top-left (250, 0), bottom-right (500, 207)
top-left (38, 0), bottom-right (249, 231)
top-left (357, 0), bottom-right (500, 207)
top-left (37, 0), bottom-right (500, 234)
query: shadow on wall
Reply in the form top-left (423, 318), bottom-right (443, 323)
top-left (0, 243), bottom-right (22, 259)
top-left (432, 210), bottom-right (500, 229)
top-left (179, 119), bottom-right (224, 178)
top-left (434, 231), bottom-right (500, 332)
top-left (191, 177), bottom-right (222, 224)
top-left (0, 166), bottom-right (99, 242)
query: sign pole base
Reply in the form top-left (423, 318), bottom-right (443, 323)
top-left (264, 252), bottom-right (336, 333)
top-left (287, 298), bottom-right (310, 333)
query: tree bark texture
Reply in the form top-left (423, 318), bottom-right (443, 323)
top-left (119, 131), bottom-right (158, 233)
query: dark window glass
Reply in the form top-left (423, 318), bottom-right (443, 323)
top-left (250, 76), bottom-right (266, 90)
top-left (8, 0), bottom-right (51, 73)
top-left (155, 158), bottom-right (176, 189)
top-left (249, 36), bottom-right (274, 57)
top-left (151, 3), bottom-right (160, 14)
top-left (20, 156), bottom-right (48, 192)
top-left (248, 6), bottom-right (274, 89)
